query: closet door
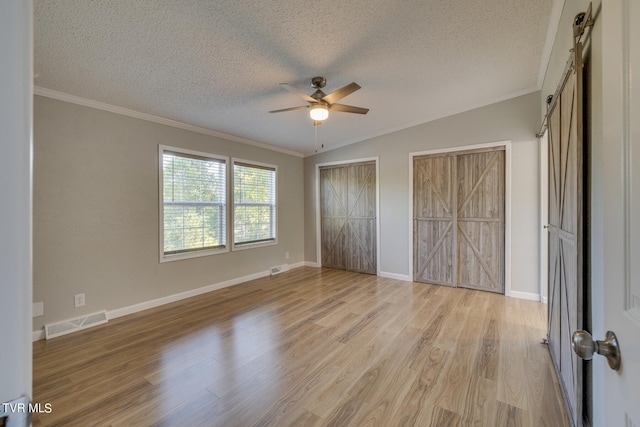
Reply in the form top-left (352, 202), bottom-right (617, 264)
top-left (457, 149), bottom-right (505, 293)
top-left (320, 166), bottom-right (348, 270)
top-left (413, 154), bottom-right (456, 286)
top-left (346, 162), bottom-right (377, 273)
top-left (413, 147), bottom-right (505, 293)
top-left (320, 162), bottom-right (377, 274)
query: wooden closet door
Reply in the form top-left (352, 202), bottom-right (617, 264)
top-left (457, 149), bottom-right (505, 293)
top-left (547, 69), bottom-right (582, 425)
top-left (547, 84), bottom-right (563, 399)
top-left (413, 148), bottom-right (505, 293)
top-left (320, 162), bottom-right (377, 274)
top-left (320, 166), bottom-right (348, 270)
top-left (346, 162), bottom-right (377, 274)
top-left (413, 154), bottom-right (456, 286)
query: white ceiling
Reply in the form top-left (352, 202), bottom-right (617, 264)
top-left (34, 0), bottom-right (556, 156)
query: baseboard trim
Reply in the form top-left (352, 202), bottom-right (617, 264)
top-left (378, 271), bottom-right (411, 281)
top-left (32, 329), bottom-right (45, 342)
top-left (108, 270), bottom-right (272, 320)
top-left (509, 290), bottom-right (542, 302)
top-left (288, 261), bottom-right (307, 269)
top-left (304, 261), bottom-right (321, 267)
top-left (33, 263), bottom-right (307, 341)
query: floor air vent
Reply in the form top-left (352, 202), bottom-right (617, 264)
top-left (45, 310), bottom-right (108, 339)
top-left (270, 264), bottom-right (289, 275)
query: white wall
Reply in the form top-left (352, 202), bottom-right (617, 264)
top-left (33, 95), bottom-right (305, 332)
top-left (0, 0), bottom-right (33, 406)
top-left (304, 92), bottom-right (542, 298)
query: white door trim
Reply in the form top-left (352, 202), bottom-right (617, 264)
top-left (540, 131), bottom-right (549, 304)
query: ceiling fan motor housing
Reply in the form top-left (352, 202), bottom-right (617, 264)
top-left (311, 90), bottom-right (327, 101)
top-left (311, 76), bottom-right (327, 89)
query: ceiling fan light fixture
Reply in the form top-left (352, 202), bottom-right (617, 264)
top-left (309, 103), bottom-right (329, 121)
top-left (269, 77), bottom-right (367, 123)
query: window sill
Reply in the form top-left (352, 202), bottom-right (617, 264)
top-left (231, 240), bottom-right (277, 252)
top-left (160, 246), bottom-right (229, 263)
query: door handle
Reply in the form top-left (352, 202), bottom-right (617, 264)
top-left (571, 330), bottom-right (621, 370)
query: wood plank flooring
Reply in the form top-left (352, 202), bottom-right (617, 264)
top-left (32, 267), bottom-right (569, 427)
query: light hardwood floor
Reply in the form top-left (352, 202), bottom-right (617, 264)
top-left (33, 267), bottom-right (569, 426)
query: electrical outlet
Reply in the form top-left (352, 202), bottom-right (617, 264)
top-left (285, 252), bottom-right (290, 259)
top-left (33, 301), bottom-right (44, 317)
top-left (74, 293), bottom-right (85, 308)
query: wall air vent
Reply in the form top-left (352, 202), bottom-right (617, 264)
top-left (270, 264), bottom-right (290, 275)
top-left (44, 310), bottom-right (108, 339)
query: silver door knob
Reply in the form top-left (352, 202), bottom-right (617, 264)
top-left (571, 330), bottom-right (621, 370)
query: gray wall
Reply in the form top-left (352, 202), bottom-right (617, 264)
top-left (0, 0), bottom-right (32, 405)
top-left (33, 96), bottom-right (305, 331)
top-left (304, 92), bottom-right (542, 297)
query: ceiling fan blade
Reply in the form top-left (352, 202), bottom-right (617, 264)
top-left (322, 82), bottom-right (361, 105)
top-left (280, 83), bottom-right (317, 104)
top-left (329, 103), bottom-right (369, 115)
top-left (269, 105), bottom-right (309, 113)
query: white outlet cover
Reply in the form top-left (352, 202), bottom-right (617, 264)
top-left (74, 293), bottom-right (86, 307)
top-left (33, 301), bottom-right (44, 317)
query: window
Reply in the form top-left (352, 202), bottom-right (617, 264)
top-left (160, 146), bottom-right (227, 261)
top-left (233, 160), bottom-right (277, 248)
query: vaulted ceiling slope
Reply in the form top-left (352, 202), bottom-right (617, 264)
top-left (34, 0), bottom-right (556, 156)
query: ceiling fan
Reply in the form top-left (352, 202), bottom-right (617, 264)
top-left (269, 76), bottom-right (369, 124)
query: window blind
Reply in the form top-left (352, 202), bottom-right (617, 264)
top-left (233, 162), bottom-right (276, 245)
top-left (162, 151), bottom-right (226, 255)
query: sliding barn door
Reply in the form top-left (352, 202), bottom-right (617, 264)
top-left (414, 147), bottom-right (505, 293)
top-left (320, 162), bottom-right (376, 274)
top-left (547, 69), bottom-right (583, 426)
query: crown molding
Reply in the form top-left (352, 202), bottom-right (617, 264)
top-left (34, 87), bottom-right (304, 158)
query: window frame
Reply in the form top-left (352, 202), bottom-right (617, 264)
top-left (231, 158), bottom-right (278, 251)
top-left (159, 145), bottom-right (230, 263)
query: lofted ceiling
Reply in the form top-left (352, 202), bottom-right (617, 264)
top-left (34, 0), bottom-right (557, 156)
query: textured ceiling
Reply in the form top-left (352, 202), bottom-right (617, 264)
top-left (34, 0), bottom-right (555, 156)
